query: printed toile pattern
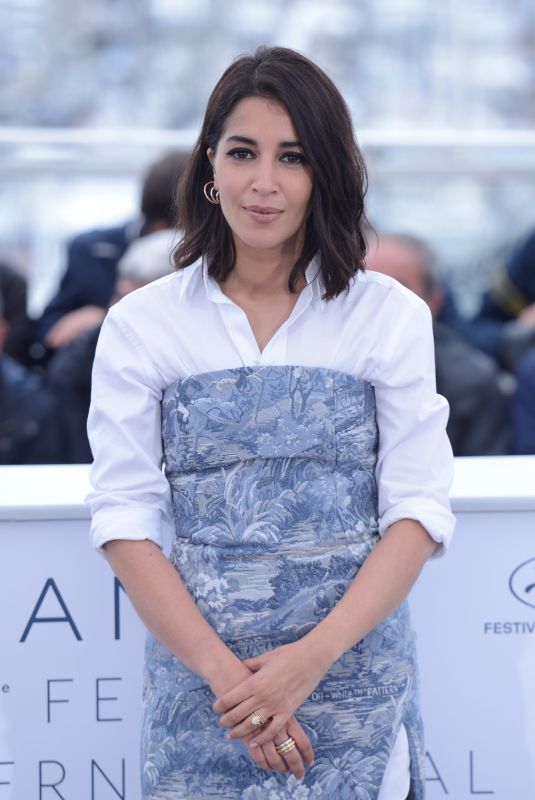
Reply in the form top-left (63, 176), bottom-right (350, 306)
top-left (141, 366), bottom-right (424, 799)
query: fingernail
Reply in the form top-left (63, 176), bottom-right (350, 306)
top-left (250, 741), bottom-right (258, 749)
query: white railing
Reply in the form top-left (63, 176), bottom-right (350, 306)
top-left (1, 127), bottom-right (535, 176)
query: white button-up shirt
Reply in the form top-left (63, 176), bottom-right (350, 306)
top-left (86, 257), bottom-right (455, 798)
top-left (87, 258), bottom-right (455, 552)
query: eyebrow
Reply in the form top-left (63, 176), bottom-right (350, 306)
top-left (225, 135), bottom-right (303, 148)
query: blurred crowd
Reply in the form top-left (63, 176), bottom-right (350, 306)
top-left (1, 150), bottom-right (535, 464)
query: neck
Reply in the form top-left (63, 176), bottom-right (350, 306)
top-left (223, 239), bottom-right (305, 299)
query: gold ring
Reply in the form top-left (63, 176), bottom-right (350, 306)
top-left (250, 710), bottom-right (268, 727)
top-left (275, 736), bottom-right (296, 756)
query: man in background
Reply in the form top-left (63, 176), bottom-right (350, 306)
top-left (0, 261), bottom-right (33, 365)
top-left (0, 292), bottom-right (64, 464)
top-left (35, 149), bottom-right (187, 352)
top-left (46, 227), bottom-right (177, 462)
top-left (469, 228), bottom-right (535, 370)
top-left (367, 232), bottom-right (512, 456)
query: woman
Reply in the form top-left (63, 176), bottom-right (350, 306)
top-left (88, 46), bottom-right (455, 800)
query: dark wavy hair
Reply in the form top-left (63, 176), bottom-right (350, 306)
top-left (173, 46), bottom-right (368, 299)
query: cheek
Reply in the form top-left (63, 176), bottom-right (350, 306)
top-left (293, 172), bottom-right (313, 208)
top-left (292, 182), bottom-right (313, 217)
top-left (218, 176), bottom-right (241, 209)
top-left (218, 193), bottom-right (243, 235)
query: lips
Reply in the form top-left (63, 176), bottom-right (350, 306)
top-left (243, 205), bottom-right (283, 223)
top-left (245, 205), bottom-right (282, 213)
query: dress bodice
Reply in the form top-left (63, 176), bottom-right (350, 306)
top-left (160, 365), bottom-right (380, 647)
top-left (162, 365), bottom-right (379, 554)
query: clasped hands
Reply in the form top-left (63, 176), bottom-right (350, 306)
top-left (212, 641), bottom-right (325, 781)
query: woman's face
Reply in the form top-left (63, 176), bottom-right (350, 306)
top-left (208, 96), bottom-right (313, 261)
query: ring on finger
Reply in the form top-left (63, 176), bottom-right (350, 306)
top-left (249, 710), bottom-right (269, 728)
top-left (275, 736), bottom-right (297, 756)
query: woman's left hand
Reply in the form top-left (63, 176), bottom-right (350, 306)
top-left (212, 640), bottom-right (328, 746)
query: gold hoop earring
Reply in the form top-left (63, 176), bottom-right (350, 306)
top-left (203, 181), bottom-right (220, 205)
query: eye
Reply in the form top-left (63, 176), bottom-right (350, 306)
top-left (226, 148), bottom-right (254, 160)
top-left (281, 151), bottom-right (307, 165)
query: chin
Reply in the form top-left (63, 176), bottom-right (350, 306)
top-left (238, 230), bottom-right (302, 253)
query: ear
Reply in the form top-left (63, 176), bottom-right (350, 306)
top-left (207, 147), bottom-right (217, 186)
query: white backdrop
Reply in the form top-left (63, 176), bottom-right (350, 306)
top-left (1, 517), bottom-right (145, 800)
top-left (1, 459), bottom-right (534, 799)
top-left (411, 510), bottom-right (535, 797)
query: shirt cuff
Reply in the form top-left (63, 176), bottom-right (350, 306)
top-left (89, 505), bottom-right (171, 553)
top-left (378, 498), bottom-right (456, 556)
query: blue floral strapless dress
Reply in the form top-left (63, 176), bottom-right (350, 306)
top-left (141, 366), bottom-right (425, 799)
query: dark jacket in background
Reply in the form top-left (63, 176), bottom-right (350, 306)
top-left (0, 262), bottom-right (34, 366)
top-left (46, 325), bottom-right (101, 463)
top-left (512, 347), bottom-right (535, 454)
top-left (468, 230), bottom-right (535, 365)
top-left (0, 354), bottom-right (65, 464)
top-left (434, 321), bottom-right (511, 456)
top-left (479, 230), bottom-right (535, 323)
top-left (36, 222), bottom-right (139, 344)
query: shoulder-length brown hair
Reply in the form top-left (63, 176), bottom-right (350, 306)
top-left (173, 46), bottom-right (368, 300)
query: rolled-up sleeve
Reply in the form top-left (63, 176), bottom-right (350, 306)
top-left (374, 301), bottom-right (455, 552)
top-left (86, 308), bottom-right (173, 552)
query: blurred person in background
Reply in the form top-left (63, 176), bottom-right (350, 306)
top-left (469, 227), bottom-right (535, 371)
top-left (467, 226), bottom-right (535, 453)
top-left (0, 260), bottom-right (34, 366)
top-left (35, 150), bottom-right (188, 353)
top-left (367, 233), bottom-right (512, 456)
top-left (0, 291), bottom-right (64, 464)
top-left (512, 348), bottom-right (535, 454)
top-left (46, 228), bottom-right (177, 463)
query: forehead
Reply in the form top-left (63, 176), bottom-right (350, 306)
top-left (220, 96), bottom-right (298, 142)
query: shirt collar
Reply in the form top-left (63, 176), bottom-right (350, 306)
top-left (197, 256), bottom-right (324, 308)
top-left (304, 258), bottom-right (325, 308)
top-left (177, 258), bottom-right (204, 304)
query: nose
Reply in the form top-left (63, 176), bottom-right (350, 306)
top-left (250, 157), bottom-right (278, 195)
